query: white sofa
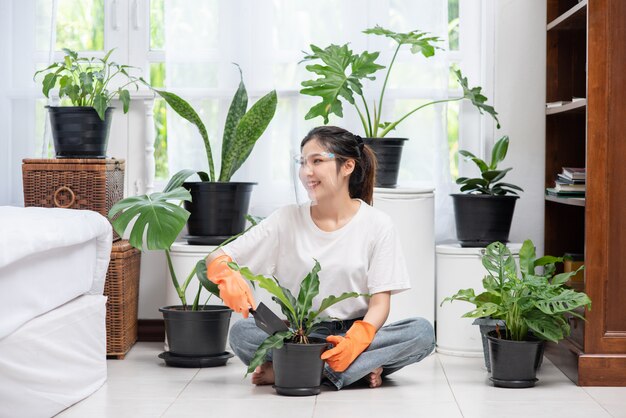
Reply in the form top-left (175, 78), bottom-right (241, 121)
top-left (0, 206), bottom-right (112, 418)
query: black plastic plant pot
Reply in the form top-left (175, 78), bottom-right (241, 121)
top-left (451, 194), bottom-right (519, 247)
top-left (472, 317), bottom-right (506, 372)
top-left (486, 330), bottom-right (545, 388)
top-left (47, 106), bottom-right (113, 159)
top-left (362, 137), bottom-right (407, 188)
top-left (182, 182), bottom-right (256, 245)
top-left (159, 305), bottom-right (232, 358)
top-left (272, 339), bottom-right (328, 396)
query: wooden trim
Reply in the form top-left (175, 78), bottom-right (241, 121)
top-left (547, 0), bottom-right (587, 31)
top-left (137, 319), bottom-right (165, 342)
top-left (579, 354), bottom-right (626, 386)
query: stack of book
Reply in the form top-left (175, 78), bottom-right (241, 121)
top-left (546, 167), bottom-right (586, 197)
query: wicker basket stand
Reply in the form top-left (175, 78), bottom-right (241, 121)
top-left (105, 240), bottom-right (141, 359)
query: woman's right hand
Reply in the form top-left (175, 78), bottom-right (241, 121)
top-left (206, 254), bottom-right (256, 317)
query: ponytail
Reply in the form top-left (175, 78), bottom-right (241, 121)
top-left (301, 126), bottom-right (378, 205)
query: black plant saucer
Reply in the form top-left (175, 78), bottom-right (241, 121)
top-left (158, 351), bottom-right (234, 368)
top-left (183, 235), bottom-right (232, 246)
top-left (489, 376), bottom-right (538, 388)
top-left (273, 385), bottom-right (321, 396)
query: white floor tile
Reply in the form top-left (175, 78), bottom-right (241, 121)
top-left (53, 342), bottom-right (626, 418)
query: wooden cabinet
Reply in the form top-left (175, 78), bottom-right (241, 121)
top-left (544, 0), bottom-right (626, 386)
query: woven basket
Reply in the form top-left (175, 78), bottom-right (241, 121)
top-left (105, 240), bottom-right (141, 359)
top-left (22, 158), bottom-right (125, 240)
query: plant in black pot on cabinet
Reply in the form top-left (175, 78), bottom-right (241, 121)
top-left (442, 240), bottom-right (591, 388)
top-left (153, 65), bottom-right (277, 245)
top-left (108, 182), bottom-right (258, 367)
top-left (300, 25), bottom-right (499, 187)
top-left (34, 48), bottom-right (142, 158)
top-left (228, 260), bottom-right (363, 396)
top-left (452, 135), bottom-right (523, 247)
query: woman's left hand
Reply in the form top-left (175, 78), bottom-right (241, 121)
top-left (321, 320), bottom-right (376, 372)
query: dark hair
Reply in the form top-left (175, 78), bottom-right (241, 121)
top-left (301, 126), bottom-right (377, 205)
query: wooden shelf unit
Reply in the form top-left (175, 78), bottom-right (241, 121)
top-left (544, 0), bottom-right (626, 386)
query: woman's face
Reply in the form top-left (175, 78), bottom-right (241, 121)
top-left (298, 138), bottom-right (353, 202)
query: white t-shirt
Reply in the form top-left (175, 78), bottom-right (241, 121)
top-left (222, 199), bottom-right (411, 320)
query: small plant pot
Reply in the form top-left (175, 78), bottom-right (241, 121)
top-left (362, 137), bottom-right (407, 188)
top-left (486, 330), bottom-right (545, 388)
top-left (472, 317), bottom-right (506, 372)
top-left (47, 106), bottom-right (113, 159)
top-left (451, 194), bottom-right (519, 247)
top-left (272, 339), bottom-right (328, 396)
top-left (159, 305), bottom-right (232, 358)
top-left (182, 181), bottom-right (256, 245)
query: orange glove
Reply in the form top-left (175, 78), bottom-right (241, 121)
top-left (320, 320), bottom-right (376, 372)
top-left (207, 255), bottom-right (255, 318)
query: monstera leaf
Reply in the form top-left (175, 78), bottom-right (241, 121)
top-left (108, 187), bottom-right (191, 251)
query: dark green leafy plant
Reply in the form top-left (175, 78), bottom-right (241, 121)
top-left (455, 135), bottom-right (523, 195)
top-left (300, 25), bottom-right (499, 138)
top-left (153, 65), bottom-right (277, 184)
top-left (441, 240), bottom-right (591, 342)
top-left (227, 260), bottom-right (365, 374)
top-left (34, 48), bottom-right (141, 120)
top-left (108, 176), bottom-right (260, 310)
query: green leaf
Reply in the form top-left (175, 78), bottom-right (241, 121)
top-left (154, 89), bottom-right (214, 181)
top-left (234, 265), bottom-right (298, 319)
top-left (108, 187), bottom-right (191, 251)
top-left (220, 90), bottom-right (277, 181)
top-left (220, 64), bottom-right (248, 180)
top-left (93, 94), bottom-right (108, 120)
top-left (195, 259), bottom-right (220, 298)
top-left (42, 73), bottom-right (58, 97)
top-left (312, 292), bottom-right (362, 319)
top-left (518, 240), bottom-right (537, 277)
top-left (300, 43), bottom-right (384, 124)
top-left (461, 302), bottom-right (499, 318)
top-left (79, 72), bottom-right (94, 95)
top-left (163, 169), bottom-right (200, 192)
top-left (534, 289), bottom-right (591, 316)
top-left (489, 135), bottom-right (509, 169)
top-left (454, 69), bottom-right (500, 128)
top-left (247, 331), bottom-right (292, 375)
top-left (295, 260), bottom-right (321, 323)
top-left (363, 25), bottom-right (442, 58)
top-left (118, 89), bottom-right (131, 113)
top-left (524, 309), bottom-right (564, 342)
top-left (482, 168), bottom-right (511, 182)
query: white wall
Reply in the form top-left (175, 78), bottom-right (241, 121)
top-left (491, 0), bottom-right (546, 255)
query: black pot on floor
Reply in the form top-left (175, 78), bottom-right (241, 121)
top-left (472, 317), bottom-right (506, 372)
top-left (362, 137), bottom-right (407, 188)
top-left (182, 181), bottom-right (256, 245)
top-left (159, 305), bottom-right (232, 358)
top-left (451, 194), bottom-right (519, 247)
top-left (273, 339), bottom-right (329, 396)
top-left (486, 330), bottom-right (545, 388)
top-left (47, 106), bottom-right (113, 159)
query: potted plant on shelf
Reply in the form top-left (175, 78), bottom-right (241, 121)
top-left (108, 180), bottom-right (258, 367)
top-left (300, 25), bottom-right (499, 187)
top-left (442, 240), bottom-right (591, 388)
top-left (34, 48), bottom-right (143, 158)
top-left (152, 65), bottom-right (277, 245)
top-left (229, 260), bottom-right (363, 396)
top-left (452, 135), bottom-right (523, 247)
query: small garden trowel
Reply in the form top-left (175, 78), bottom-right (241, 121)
top-left (249, 302), bottom-right (289, 335)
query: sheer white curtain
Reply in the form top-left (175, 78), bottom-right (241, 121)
top-left (163, 0), bottom-right (453, 236)
top-left (0, 0), bottom-right (55, 206)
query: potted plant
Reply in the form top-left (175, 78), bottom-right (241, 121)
top-left (152, 65), bottom-right (277, 245)
top-left (108, 179), bottom-right (258, 367)
top-left (300, 26), bottom-right (499, 187)
top-left (442, 240), bottom-right (591, 388)
top-left (452, 135), bottom-right (523, 247)
top-left (228, 260), bottom-right (363, 396)
top-left (34, 48), bottom-right (142, 158)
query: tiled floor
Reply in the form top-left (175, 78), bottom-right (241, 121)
top-left (57, 342), bottom-right (626, 418)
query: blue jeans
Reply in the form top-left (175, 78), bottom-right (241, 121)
top-left (228, 317), bottom-right (435, 390)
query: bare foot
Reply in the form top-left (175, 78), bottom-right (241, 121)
top-left (251, 361), bottom-right (275, 385)
top-left (367, 367), bottom-right (383, 388)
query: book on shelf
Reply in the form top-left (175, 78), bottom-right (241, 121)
top-left (561, 167), bottom-right (586, 181)
top-left (546, 187), bottom-right (585, 197)
top-left (557, 173), bottom-right (585, 184)
top-left (555, 180), bottom-right (586, 192)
